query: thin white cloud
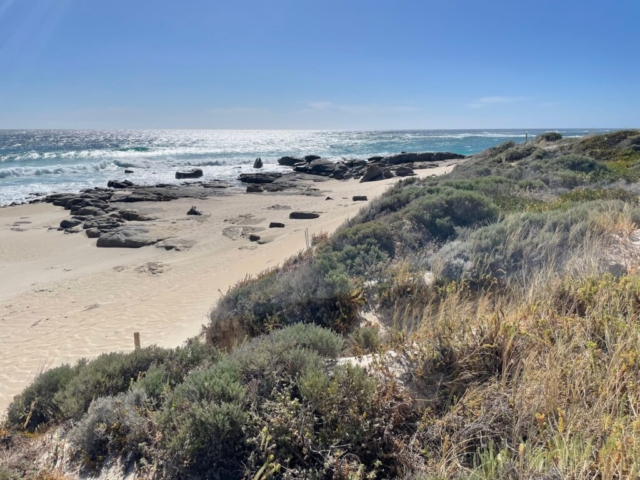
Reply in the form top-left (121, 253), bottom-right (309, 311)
top-left (307, 102), bottom-right (421, 114)
top-left (469, 96), bottom-right (524, 108)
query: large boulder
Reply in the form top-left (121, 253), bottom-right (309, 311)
top-left (60, 218), bottom-right (82, 229)
top-left (175, 168), bottom-right (203, 179)
top-left (396, 166), bottom-right (416, 176)
top-left (96, 227), bottom-right (158, 248)
top-left (107, 180), bottom-right (134, 189)
top-left (85, 228), bottom-right (102, 238)
top-left (238, 172), bottom-right (283, 184)
top-left (359, 165), bottom-right (384, 183)
top-left (75, 206), bottom-right (106, 217)
top-left (294, 158), bottom-right (339, 176)
top-left (277, 156), bottom-right (304, 166)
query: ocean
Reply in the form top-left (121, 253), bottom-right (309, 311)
top-left (0, 129), bottom-right (607, 206)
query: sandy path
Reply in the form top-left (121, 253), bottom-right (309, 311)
top-left (0, 165), bottom-right (453, 412)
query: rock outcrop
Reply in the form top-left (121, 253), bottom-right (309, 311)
top-left (175, 168), bottom-right (203, 179)
top-left (96, 227), bottom-right (159, 248)
top-left (238, 172), bottom-right (283, 184)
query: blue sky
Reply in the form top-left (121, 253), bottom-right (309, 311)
top-left (0, 0), bottom-right (638, 129)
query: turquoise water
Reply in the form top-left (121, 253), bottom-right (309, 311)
top-left (0, 129), bottom-right (607, 205)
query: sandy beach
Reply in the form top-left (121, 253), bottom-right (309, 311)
top-left (0, 165), bottom-right (453, 412)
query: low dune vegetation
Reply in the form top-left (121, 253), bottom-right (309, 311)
top-left (4, 130), bottom-right (640, 479)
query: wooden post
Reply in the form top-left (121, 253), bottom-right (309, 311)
top-left (134, 332), bottom-right (141, 350)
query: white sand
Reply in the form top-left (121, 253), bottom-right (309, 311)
top-left (0, 165), bottom-right (453, 411)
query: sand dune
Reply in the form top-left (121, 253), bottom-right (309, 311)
top-left (0, 165), bottom-right (453, 412)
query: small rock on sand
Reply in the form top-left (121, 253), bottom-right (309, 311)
top-left (289, 212), bottom-right (320, 219)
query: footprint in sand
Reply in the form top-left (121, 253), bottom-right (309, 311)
top-left (266, 204), bottom-right (292, 211)
top-left (222, 226), bottom-right (264, 241)
top-left (224, 214), bottom-right (265, 226)
top-left (135, 262), bottom-right (168, 275)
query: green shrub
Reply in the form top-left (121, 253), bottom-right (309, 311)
top-left (405, 189), bottom-right (498, 241)
top-left (6, 364), bottom-right (78, 431)
top-left (556, 154), bottom-right (607, 174)
top-left (136, 365), bottom-right (169, 405)
top-left (208, 259), bottom-right (362, 346)
top-left (316, 222), bottom-right (395, 278)
top-left (266, 323), bottom-right (345, 358)
top-left (69, 389), bottom-right (151, 467)
top-left (160, 359), bottom-right (247, 477)
top-left (535, 131), bottom-right (563, 143)
top-left (502, 143), bottom-right (537, 162)
top-left (300, 364), bottom-right (377, 451)
top-left (347, 326), bottom-right (381, 354)
top-left (55, 347), bottom-right (169, 420)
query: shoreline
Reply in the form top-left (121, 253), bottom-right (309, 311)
top-left (0, 163), bottom-right (456, 412)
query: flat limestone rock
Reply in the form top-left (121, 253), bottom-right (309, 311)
top-left (238, 172), bottom-right (283, 184)
top-left (96, 227), bottom-right (158, 248)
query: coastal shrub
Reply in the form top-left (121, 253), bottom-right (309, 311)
top-left (265, 323), bottom-right (345, 358)
top-left (159, 338), bottom-right (219, 386)
top-left (55, 347), bottom-right (169, 420)
top-left (535, 131), bottom-right (563, 143)
top-left (556, 153), bottom-right (607, 174)
top-left (299, 364), bottom-right (378, 454)
top-left (316, 221), bottom-right (396, 278)
top-left (159, 359), bottom-right (247, 477)
top-left (6, 364), bottom-right (78, 432)
top-left (135, 365), bottom-right (169, 405)
top-left (208, 259), bottom-right (362, 348)
top-left (405, 189), bottom-right (498, 242)
top-left (347, 326), bottom-right (381, 354)
top-left (501, 143), bottom-right (537, 162)
top-left (69, 389), bottom-right (150, 467)
top-left (431, 200), bottom-right (640, 283)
